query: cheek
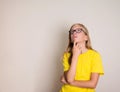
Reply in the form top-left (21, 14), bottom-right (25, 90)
top-left (70, 35), bottom-right (74, 42)
top-left (78, 35), bottom-right (86, 41)
top-left (78, 35), bottom-right (84, 39)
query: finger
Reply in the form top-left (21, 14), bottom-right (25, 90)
top-left (77, 42), bottom-right (82, 48)
top-left (75, 41), bottom-right (78, 46)
top-left (73, 41), bottom-right (77, 47)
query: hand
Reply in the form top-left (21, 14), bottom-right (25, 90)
top-left (60, 75), bottom-right (68, 84)
top-left (72, 42), bottom-right (82, 57)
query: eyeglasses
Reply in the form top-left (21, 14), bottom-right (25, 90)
top-left (69, 29), bottom-right (83, 34)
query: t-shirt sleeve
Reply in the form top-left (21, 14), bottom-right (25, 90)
top-left (62, 53), bottom-right (70, 72)
top-left (91, 52), bottom-right (104, 75)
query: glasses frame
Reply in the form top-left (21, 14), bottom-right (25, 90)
top-left (69, 29), bottom-right (83, 34)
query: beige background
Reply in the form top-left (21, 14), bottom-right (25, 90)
top-left (0, 0), bottom-right (120, 92)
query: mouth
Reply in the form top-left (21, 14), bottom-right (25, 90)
top-left (73, 36), bottom-right (77, 39)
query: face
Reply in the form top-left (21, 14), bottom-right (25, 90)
top-left (70, 25), bottom-right (88, 43)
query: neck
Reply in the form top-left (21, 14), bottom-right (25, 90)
top-left (81, 47), bottom-right (88, 54)
top-left (80, 42), bottom-right (88, 54)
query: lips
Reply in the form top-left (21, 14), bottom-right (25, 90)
top-left (73, 36), bottom-right (77, 39)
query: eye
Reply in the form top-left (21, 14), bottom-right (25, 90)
top-left (69, 29), bottom-right (83, 34)
top-left (76, 29), bottom-right (82, 32)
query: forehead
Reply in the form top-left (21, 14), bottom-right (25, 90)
top-left (71, 25), bottom-right (82, 30)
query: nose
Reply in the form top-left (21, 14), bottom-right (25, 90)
top-left (72, 31), bottom-right (77, 35)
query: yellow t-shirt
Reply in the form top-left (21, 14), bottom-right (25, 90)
top-left (60, 49), bottom-right (104, 92)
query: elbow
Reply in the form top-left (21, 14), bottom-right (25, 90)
top-left (91, 85), bottom-right (97, 89)
top-left (66, 75), bottom-right (74, 84)
top-left (90, 83), bottom-right (97, 89)
top-left (66, 78), bottom-right (74, 84)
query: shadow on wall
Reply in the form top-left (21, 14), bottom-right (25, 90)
top-left (35, 26), bottom-right (68, 92)
top-left (51, 28), bottom-right (68, 92)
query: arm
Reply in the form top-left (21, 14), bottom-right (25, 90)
top-left (68, 73), bottom-right (100, 88)
top-left (65, 55), bottom-right (78, 83)
top-left (65, 42), bottom-right (81, 83)
top-left (60, 73), bottom-right (68, 84)
top-left (60, 54), bottom-right (79, 84)
top-left (61, 73), bottom-right (99, 88)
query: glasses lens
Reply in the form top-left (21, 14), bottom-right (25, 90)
top-left (70, 29), bottom-right (82, 34)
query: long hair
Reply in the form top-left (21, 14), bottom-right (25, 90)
top-left (66, 23), bottom-right (93, 64)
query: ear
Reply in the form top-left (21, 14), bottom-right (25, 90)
top-left (84, 35), bottom-right (88, 41)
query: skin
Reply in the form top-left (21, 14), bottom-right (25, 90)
top-left (60, 25), bottom-right (100, 88)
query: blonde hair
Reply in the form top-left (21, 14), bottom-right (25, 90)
top-left (66, 23), bottom-right (93, 53)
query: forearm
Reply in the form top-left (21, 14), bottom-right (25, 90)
top-left (64, 42), bottom-right (82, 84)
top-left (61, 76), bottom-right (98, 89)
top-left (70, 73), bottom-right (100, 88)
top-left (61, 74), bottom-right (96, 88)
top-left (70, 80), bottom-right (96, 88)
top-left (65, 55), bottom-right (78, 83)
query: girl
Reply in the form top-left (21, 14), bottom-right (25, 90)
top-left (60, 23), bottom-right (104, 92)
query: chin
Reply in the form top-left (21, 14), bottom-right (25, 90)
top-left (73, 39), bottom-right (79, 42)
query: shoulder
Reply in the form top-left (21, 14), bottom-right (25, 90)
top-left (88, 49), bottom-right (101, 57)
top-left (63, 52), bottom-right (71, 58)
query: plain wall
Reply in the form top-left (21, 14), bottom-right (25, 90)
top-left (0, 0), bottom-right (120, 92)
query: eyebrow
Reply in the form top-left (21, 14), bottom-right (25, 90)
top-left (71, 28), bottom-right (83, 31)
